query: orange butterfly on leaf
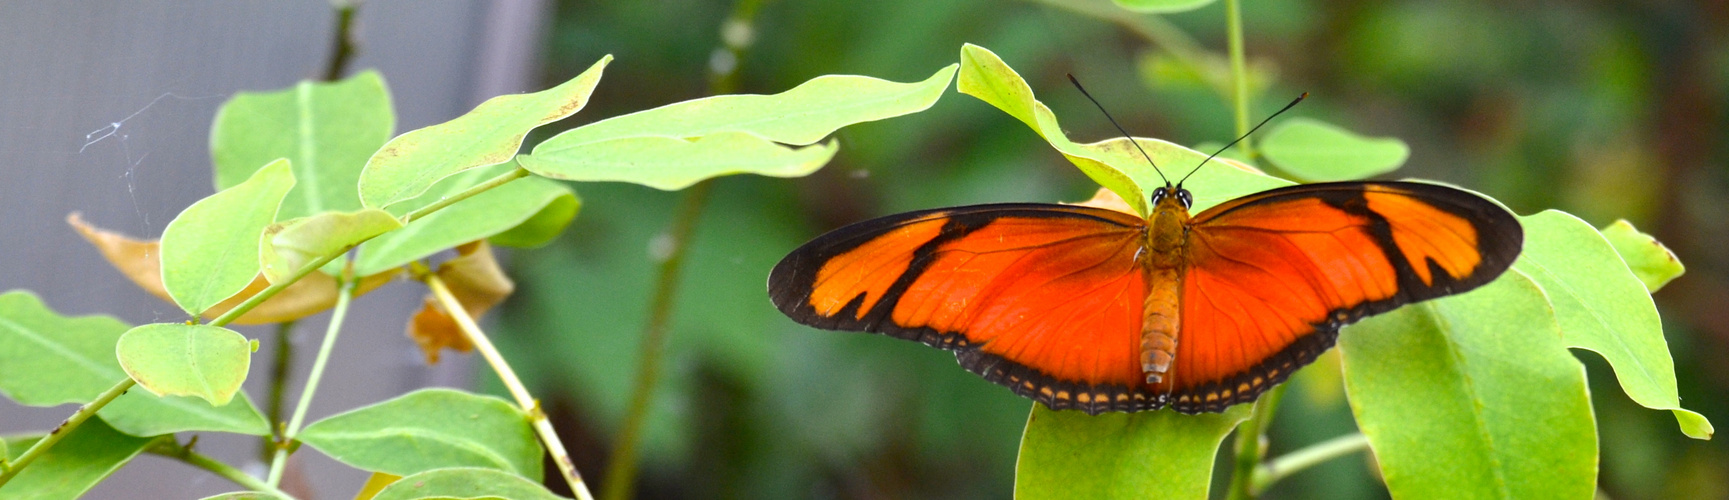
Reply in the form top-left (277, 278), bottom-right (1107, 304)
top-left (767, 93), bottom-right (1523, 415)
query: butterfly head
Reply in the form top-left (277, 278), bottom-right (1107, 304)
top-left (1151, 185), bottom-right (1193, 209)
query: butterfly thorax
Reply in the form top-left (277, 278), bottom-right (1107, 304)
top-left (1139, 191), bottom-right (1191, 385)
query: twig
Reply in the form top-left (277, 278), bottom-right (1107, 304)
top-left (1250, 432), bottom-right (1371, 494)
top-left (152, 438), bottom-right (292, 497)
top-left (263, 320), bottom-right (296, 462)
top-left (266, 268), bottom-right (357, 487)
top-left (416, 264), bottom-right (595, 500)
top-left (1226, 385), bottom-right (1286, 500)
top-left (0, 377), bottom-right (134, 487)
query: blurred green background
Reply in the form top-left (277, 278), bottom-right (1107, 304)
top-left (489, 0), bottom-right (1729, 498)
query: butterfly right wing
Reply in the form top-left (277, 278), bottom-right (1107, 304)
top-left (769, 204), bottom-right (1158, 414)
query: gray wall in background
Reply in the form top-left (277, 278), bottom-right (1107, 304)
top-left (0, 1), bottom-right (547, 497)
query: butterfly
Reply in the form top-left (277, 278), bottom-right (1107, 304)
top-left (767, 92), bottom-right (1524, 415)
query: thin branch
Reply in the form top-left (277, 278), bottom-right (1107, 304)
top-left (1251, 432), bottom-right (1371, 494)
top-left (403, 166), bottom-right (532, 223)
top-left (1226, 384), bottom-right (1286, 500)
top-left (0, 377), bottom-right (135, 487)
top-left (263, 320), bottom-right (297, 462)
top-left (267, 270), bottom-right (357, 487)
top-left (1224, 0), bottom-right (1255, 157)
top-left (416, 264), bottom-right (595, 500)
top-left (321, 4), bottom-right (358, 82)
top-left (152, 438), bottom-right (292, 497)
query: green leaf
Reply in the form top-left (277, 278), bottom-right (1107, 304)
top-left (1514, 210), bottom-right (1712, 439)
top-left (371, 467), bottom-right (565, 500)
top-left (354, 163), bottom-right (579, 275)
top-left (260, 208), bottom-right (402, 282)
top-left (518, 133), bottom-right (838, 191)
top-left (1112, 0), bottom-right (1218, 13)
top-left (161, 158), bottom-right (296, 315)
top-left (359, 56), bottom-right (611, 209)
top-left (115, 323), bottom-right (252, 406)
top-left (534, 64), bottom-right (956, 149)
top-left (1340, 272), bottom-right (1596, 498)
top-left (0, 291), bottom-right (131, 406)
top-left (1016, 405), bottom-right (1249, 499)
top-left (1599, 219), bottom-right (1685, 292)
top-left (211, 70), bottom-right (394, 219)
top-left (1258, 117), bottom-right (1409, 182)
top-left (0, 418), bottom-right (160, 499)
top-left (487, 187), bottom-right (581, 249)
top-left (519, 65), bottom-right (953, 191)
top-left (99, 391), bottom-right (271, 437)
top-left (298, 388), bottom-right (543, 480)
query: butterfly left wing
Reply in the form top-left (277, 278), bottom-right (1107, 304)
top-left (769, 204), bottom-right (1158, 414)
top-left (1164, 181), bottom-right (1524, 413)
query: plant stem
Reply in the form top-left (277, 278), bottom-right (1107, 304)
top-left (416, 265), bottom-right (595, 500)
top-left (263, 320), bottom-right (297, 461)
top-left (1225, 384), bottom-right (1285, 500)
top-left (267, 272), bottom-right (357, 487)
top-left (0, 377), bottom-right (134, 487)
top-left (1023, 0), bottom-right (1236, 100)
top-left (152, 438), bottom-right (292, 497)
top-left (1250, 432), bottom-right (1370, 494)
top-left (321, 3), bottom-right (357, 82)
top-left (403, 166), bottom-right (532, 223)
top-left (1224, 0), bottom-right (1254, 157)
top-left (603, 179), bottom-right (715, 500)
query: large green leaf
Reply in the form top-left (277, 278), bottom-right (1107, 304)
top-left (359, 56), bottom-right (610, 209)
top-left (298, 388), bottom-right (543, 480)
top-left (1258, 117), bottom-right (1409, 182)
top-left (535, 64), bottom-right (955, 149)
top-left (354, 162), bottom-right (579, 275)
top-left (0, 291), bottom-right (132, 406)
top-left (0, 419), bottom-right (160, 499)
top-left (1514, 210), bottom-right (1711, 439)
top-left (1598, 219), bottom-right (1685, 293)
top-left (260, 208), bottom-right (402, 282)
top-left (99, 391), bottom-right (270, 437)
top-left (161, 159), bottom-right (296, 315)
top-left (519, 64), bottom-right (954, 190)
top-left (370, 467), bottom-right (565, 500)
top-left (211, 70), bottom-right (394, 218)
top-left (1015, 405), bottom-right (1249, 499)
top-left (519, 133), bottom-right (838, 190)
top-left (115, 323), bottom-right (251, 406)
top-left (1340, 272), bottom-right (1596, 498)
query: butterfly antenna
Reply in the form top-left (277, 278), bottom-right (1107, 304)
top-left (1177, 92), bottom-right (1308, 187)
top-left (1067, 74), bottom-right (1169, 186)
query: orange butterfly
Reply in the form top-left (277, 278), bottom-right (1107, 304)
top-left (769, 91), bottom-right (1523, 414)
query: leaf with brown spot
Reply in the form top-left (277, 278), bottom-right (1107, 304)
top-left (408, 241), bottom-right (514, 364)
top-left (68, 214), bottom-right (398, 325)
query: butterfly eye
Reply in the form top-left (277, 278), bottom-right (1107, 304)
top-left (1177, 189), bottom-right (1193, 208)
top-left (1151, 188), bottom-right (1168, 205)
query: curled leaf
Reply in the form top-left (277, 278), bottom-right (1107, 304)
top-left (1599, 219), bottom-right (1685, 293)
top-left (408, 242), bottom-right (514, 364)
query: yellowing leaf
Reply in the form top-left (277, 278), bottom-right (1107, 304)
top-left (408, 242), bottom-right (514, 364)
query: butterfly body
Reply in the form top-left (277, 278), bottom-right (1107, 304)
top-left (769, 181), bottom-right (1522, 415)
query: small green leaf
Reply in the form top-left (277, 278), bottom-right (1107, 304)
top-left (1259, 117), bottom-right (1409, 182)
top-left (1016, 405), bottom-right (1249, 499)
top-left (99, 391), bottom-right (271, 437)
top-left (534, 64), bottom-right (956, 149)
top-left (260, 208), bottom-right (402, 282)
top-left (298, 388), bottom-right (543, 480)
top-left (211, 70), bottom-right (394, 219)
top-left (1112, 0), bottom-right (1218, 13)
top-left (487, 188), bottom-right (581, 249)
top-left (519, 133), bottom-right (838, 191)
top-left (1515, 210), bottom-right (1712, 439)
top-left (161, 159), bottom-right (296, 315)
top-left (115, 323), bottom-right (251, 406)
top-left (371, 467), bottom-right (566, 500)
top-left (1599, 219), bottom-right (1685, 292)
top-left (0, 418), bottom-right (159, 499)
top-left (354, 163), bottom-right (579, 275)
top-left (359, 56), bottom-right (611, 209)
top-left (1340, 272), bottom-right (1596, 498)
top-left (0, 291), bottom-right (131, 406)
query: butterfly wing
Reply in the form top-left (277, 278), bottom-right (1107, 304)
top-left (769, 204), bottom-right (1157, 414)
top-left (1165, 181), bottom-right (1523, 413)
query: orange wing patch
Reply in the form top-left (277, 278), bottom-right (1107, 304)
top-left (770, 204), bottom-right (1159, 413)
top-left (1164, 181), bottom-right (1523, 413)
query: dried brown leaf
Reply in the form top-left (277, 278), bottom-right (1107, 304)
top-left (408, 241), bottom-right (515, 364)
